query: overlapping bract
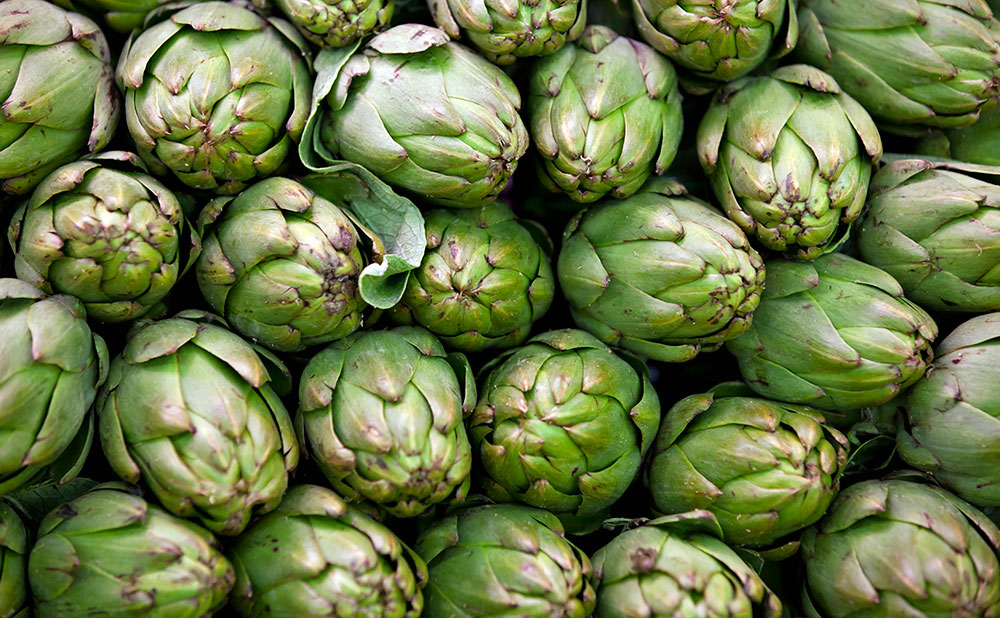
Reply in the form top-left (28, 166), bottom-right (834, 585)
top-left (274, 0), bottom-right (394, 48)
top-left (0, 503), bottom-right (27, 618)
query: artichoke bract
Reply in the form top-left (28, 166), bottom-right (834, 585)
top-left (918, 104), bottom-right (1000, 166)
top-left (229, 484), bottom-right (427, 618)
top-left (274, 0), bottom-right (393, 48)
top-left (97, 312), bottom-right (300, 536)
top-left (631, 0), bottom-right (798, 82)
top-left (297, 327), bottom-right (476, 518)
top-left (470, 329), bottom-right (661, 531)
top-left (898, 314), bottom-right (1000, 507)
top-left (796, 0), bottom-right (1000, 130)
top-left (0, 502), bottom-right (27, 618)
top-left (529, 26), bottom-right (682, 203)
top-left (197, 176), bottom-right (366, 353)
top-left (9, 152), bottom-right (197, 324)
top-left (0, 0), bottom-right (119, 196)
top-left (858, 158), bottom-right (1000, 313)
top-left (558, 180), bottom-right (765, 363)
top-left (591, 512), bottom-right (783, 618)
top-left (414, 504), bottom-right (596, 618)
top-left (646, 382), bottom-right (849, 548)
top-left (698, 64), bottom-right (882, 260)
top-left (727, 253), bottom-right (938, 412)
top-left (388, 201), bottom-right (554, 353)
top-left (28, 484), bottom-right (234, 618)
top-left (302, 24), bottom-right (529, 207)
top-left (117, 1), bottom-right (311, 195)
top-left (801, 480), bottom-right (1000, 618)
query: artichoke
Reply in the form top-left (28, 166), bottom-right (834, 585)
top-left (645, 382), bottom-right (849, 549)
top-left (28, 483), bottom-right (234, 617)
top-left (388, 201), bottom-right (554, 353)
top-left (229, 484), bottom-right (426, 618)
top-left (697, 64), bottom-right (882, 260)
top-left (727, 252), bottom-right (938, 412)
top-left (51, 0), bottom-right (180, 32)
top-left (796, 0), bottom-right (1000, 130)
top-left (801, 480), bottom-right (1000, 618)
top-left (414, 504), bottom-right (596, 617)
top-left (470, 329), bottom-right (660, 531)
top-left (557, 179), bottom-right (765, 363)
top-left (117, 1), bottom-right (312, 195)
top-left (591, 512), bottom-right (782, 618)
top-left (631, 0), bottom-right (798, 82)
top-left (529, 26), bottom-right (682, 203)
top-left (858, 158), bottom-right (1000, 313)
top-left (196, 176), bottom-right (366, 353)
top-left (273, 0), bottom-right (393, 48)
top-left (303, 24), bottom-right (528, 207)
top-left (97, 312), bottom-right (300, 536)
top-left (918, 104), bottom-right (1000, 166)
top-left (8, 152), bottom-right (197, 323)
top-left (0, 502), bottom-right (27, 618)
top-left (297, 326), bottom-right (476, 518)
top-left (0, 0), bottom-right (119, 195)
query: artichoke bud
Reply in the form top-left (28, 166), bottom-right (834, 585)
top-left (274, 0), bottom-right (394, 49)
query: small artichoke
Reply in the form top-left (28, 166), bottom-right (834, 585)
top-left (727, 252), bottom-right (938, 412)
top-left (470, 329), bottom-right (660, 531)
top-left (297, 326), bottom-right (476, 518)
top-left (801, 480), bottom-right (1000, 618)
top-left (229, 484), bottom-right (427, 618)
top-left (388, 201), bottom-right (554, 353)
top-left (273, 0), bottom-right (393, 48)
top-left (0, 502), bottom-right (27, 618)
top-left (529, 26), bottom-right (682, 203)
top-left (558, 179), bottom-right (765, 363)
top-left (698, 64), bottom-right (882, 260)
top-left (97, 312), bottom-right (300, 536)
top-left (414, 504), bottom-right (596, 617)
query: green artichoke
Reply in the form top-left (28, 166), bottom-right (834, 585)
top-left (0, 0), bottom-right (119, 195)
top-left (51, 0), bottom-right (180, 32)
top-left (272, 0), bottom-right (393, 48)
top-left (801, 480), bottom-right (1000, 618)
top-left (229, 484), bottom-right (426, 618)
top-left (646, 382), bottom-right (848, 548)
top-left (414, 504), bottom-right (596, 617)
top-left (470, 329), bottom-right (660, 531)
top-left (0, 502), bottom-right (27, 618)
top-left (297, 326), bottom-right (476, 518)
top-left (557, 179), bottom-right (765, 363)
top-left (697, 64), bottom-right (882, 260)
top-left (197, 176), bottom-right (366, 353)
top-left (117, 1), bottom-right (312, 195)
top-left (0, 279), bottom-right (106, 497)
top-left (727, 252), bottom-right (938, 412)
top-left (529, 26), bottom-right (682, 203)
top-left (918, 104), bottom-right (1000, 166)
top-left (858, 158), bottom-right (1000, 313)
top-left (388, 201), bottom-right (554, 353)
top-left (8, 152), bottom-right (197, 323)
top-left (591, 512), bottom-right (783, 618)
top-left (28, 483), bottom-right (234, 618)
top-left (631, 0), bottom-right (798, 82)
top-left (796, 0), bottom-right (1000, 130)
top-left (97, 312), bottom-right (299, 536)
top-left (429, 0), bottom-right (586, 64)
top-left (302, 24), bottom-right (528, 207)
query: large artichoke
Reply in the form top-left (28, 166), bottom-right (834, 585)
top-left (0, 0), bottom-right (118, 195)
top-left (470, 329), bottom-right (660, 531)
top-left (414, 504), bottom-right (596, 617)
top-left (9, 152), bottom-right (196, 323)
top-left (529, 26), bottom-right (682, 203)
top-left (117, 1), bottom-right (311, 195)
top-left (229, 484), bottom-right (426, 618)
top-left (697, 64), bottom-right (882, 260)
top-left (801, 480), bottom-right (1000, 617)
top-left (727, 252), bottom-right (938, 412)
top-left (646, 382), bottom-right (848, 548)
top-left (28, 483), bottom-right (234, 617)
top-left (558, 179), bottom-right (765, 363)
top-left (858, 158), bottom-right (1000, 313)
top-left (297, 326), bottom-right (476, 518)
top-left (97, 312), bottom-right (300, 536)
top-left (388, 201), bottom-right (554, 353)
top-left (796, 0), bottom-right (1000, 130)
top-left (197, 176), bottom-right (366, 353)
top-left (273, 0), bottom-right (393, 48)
top-left (0, 502), bottom-right (27, 618)
top-left (591, 512), bottom-right (782, 618)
